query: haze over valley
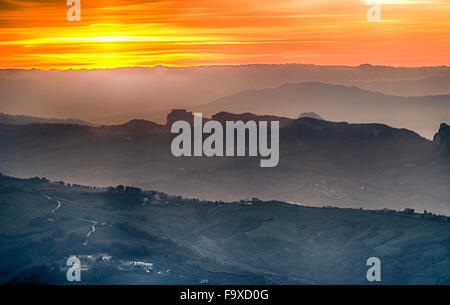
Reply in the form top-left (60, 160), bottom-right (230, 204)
top-left (0, 110), bottom-right (449, 215)
top-left (1, 64), bottom-right (450, 139)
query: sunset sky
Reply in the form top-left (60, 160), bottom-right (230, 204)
top-left (0, 0), bottom-right (449, 69)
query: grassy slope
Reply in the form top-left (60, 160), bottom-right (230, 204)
top-left (0, 175), bottom-right (449, 284)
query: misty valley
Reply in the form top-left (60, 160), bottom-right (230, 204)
top-left (0, 66), bottom-right (449, 285)
top-left (0, 108), bottom-right (449, 284)
top-left (170, 112), bottom-right (279, 167)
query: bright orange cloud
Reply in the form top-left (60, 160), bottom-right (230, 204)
top-left (0, 0), bottom-right (449, 69)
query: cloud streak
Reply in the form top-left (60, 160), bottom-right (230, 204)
top-left (0, 0), bottom-right (449, 68)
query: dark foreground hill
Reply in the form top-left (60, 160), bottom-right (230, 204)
top-left (0, 174), bottom-right (449, 285)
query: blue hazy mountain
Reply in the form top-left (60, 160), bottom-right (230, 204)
top-left (2, 65), bottom-right (450, 128)
top-left (194, 82), bottom-right (450, 139)
top-left (0, 111), bottom-right (448, 215)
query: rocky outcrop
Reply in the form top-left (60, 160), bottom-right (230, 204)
top-left (298, 112), bottom-right (324, 120)
top-left (433, 123), bottom-right (450, 154)
top-left (166, 109), bottom-right (195, 126)
top-left (212, 112), bottom-right (294, 128)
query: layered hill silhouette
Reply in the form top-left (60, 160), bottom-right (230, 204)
top-left (2, 64), bottom-right (450, 127)
top-left (194, 82), bottom-right (450, 139)
top-left (0, 112), bottom-right (88, 126)
top-left (0, 110), bottom-right (448, 214)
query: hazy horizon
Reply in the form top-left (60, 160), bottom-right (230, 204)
top-left (1, 63), bottom-right (449, 139)
top-left (3, 62), bottom-right (450, 71)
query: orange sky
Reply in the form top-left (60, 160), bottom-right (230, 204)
top-left (0, 0), bottom-right (449, 69)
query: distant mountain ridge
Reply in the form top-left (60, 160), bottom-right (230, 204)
top-left (2, 64), bottom-right (450, 126)
top-left (356, 75), bottom-right (450, 97)
top-left (298, 112), bottom-right (324, 120)
top-left (193, 81), bottom-right (450, 139)
top-left (0, 112), bottom-right (88, 126)
top-left (0, 110), bottom-right (449, 214)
